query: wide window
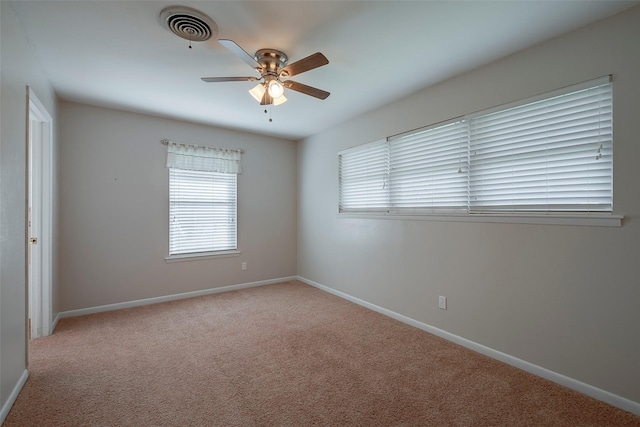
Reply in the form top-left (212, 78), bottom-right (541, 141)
top-left (339, 76), bottom-right (613, 216)
top-left (165, 141), bottom-right (242, 258)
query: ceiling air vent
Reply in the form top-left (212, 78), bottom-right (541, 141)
top-left (159, 6), bottom-right (218, 43)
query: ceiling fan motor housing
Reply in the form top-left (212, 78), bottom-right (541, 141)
top-left (255, 49), bottom-right (288, 75)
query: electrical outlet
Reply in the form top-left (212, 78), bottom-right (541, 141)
top-left (241, 262), bottom-right (247, 271)
top-left (438, 295), bottom-right (447, 310)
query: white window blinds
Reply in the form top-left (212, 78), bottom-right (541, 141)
top-left (167, 142), bottom-right (241, 256)
top-left (338, 76), bottom-right (613, 215)
top-left (169, 169), bottom-right (237, 255)
top-left (389, 120), bottom-right (468, 212)
top-left (468, 78), bottom-right (612, 212)
top-left (339, 139), bottom-right (389, 212)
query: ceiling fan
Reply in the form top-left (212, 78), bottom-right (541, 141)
top-left (202, 39), bottom-right (330, 106)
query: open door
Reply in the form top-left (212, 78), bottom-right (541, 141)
top-left (27, 87), bottom-right (53, 339)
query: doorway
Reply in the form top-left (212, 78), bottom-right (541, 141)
top-left (27, 87), bottom-right (53, 339)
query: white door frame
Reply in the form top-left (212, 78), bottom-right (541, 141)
top-left (27, 87), bottom-right (53, 338)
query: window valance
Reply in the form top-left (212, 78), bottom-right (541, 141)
top-left (166, 141), bottom-right (242, 174)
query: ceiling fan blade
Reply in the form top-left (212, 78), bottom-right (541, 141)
top-left (201, 77), bottom-right (259, 83)
top-left (219, 39), bottom-right (262, 72)
top-left (279, 52), bottom-right (328, 77)
top-left (283, 80), bottom-right (330, 100)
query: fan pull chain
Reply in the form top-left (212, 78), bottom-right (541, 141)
top-left (263, 106), bottom-right (273, 123)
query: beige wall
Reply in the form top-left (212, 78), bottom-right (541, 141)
top-left (0, 1), bottom-right (58, 416)
top-left (58, 102), bottom-right (297, 311)
top-left (297, 7), bottom-right (640, 405)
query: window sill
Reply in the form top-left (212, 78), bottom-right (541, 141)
top-left (337, 212), bottom-right (623, 227)
top-left (165, 250), bottom-right (241, 263)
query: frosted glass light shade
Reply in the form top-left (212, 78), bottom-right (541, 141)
top-left (249, 83), bottom-right (266, 102)
top-left (273, 94), bottom-right (287, 106)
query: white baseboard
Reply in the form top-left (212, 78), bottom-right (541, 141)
top-left (57, 276), bottom-right (297, 320)
top-left (296, 275), bottom-right (640, 417)
top-left (51, 312), bottom-right (61, 334)
top-left (0, 369), bottom-right (29, 424)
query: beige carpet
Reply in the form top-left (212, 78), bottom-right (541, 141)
top-left (4, 280), bottom-right (639, 426)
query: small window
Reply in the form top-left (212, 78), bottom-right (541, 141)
top-left (169, 168), bottom-right (237, 256)
top-left (339, 139), bottom-right (389, 212)
top-left (389, 120), bottom-right (468, 212)
top-left (338, 76), bottom-right (613, 215)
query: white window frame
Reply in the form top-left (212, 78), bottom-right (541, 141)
top-left (338, 76), bottom-right (622, 227)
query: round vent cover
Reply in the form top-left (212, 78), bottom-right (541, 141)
top-left (159, 6), bottom-right (218, 42)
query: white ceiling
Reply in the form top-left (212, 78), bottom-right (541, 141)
top-left (8, 1), bottom-right (638, 141)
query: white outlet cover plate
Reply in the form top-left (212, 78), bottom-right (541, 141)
top-left (439, 296), bottom-right (447, 310)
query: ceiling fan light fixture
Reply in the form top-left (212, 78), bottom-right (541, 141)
top-left (267, 80), bottom-right (285, 99)
top-left (202, 40), bottom-right (330, 109)
top-left (249, 83), bottom-right (266, 102)
top-left (273, 94), bottom-right (287, 106)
